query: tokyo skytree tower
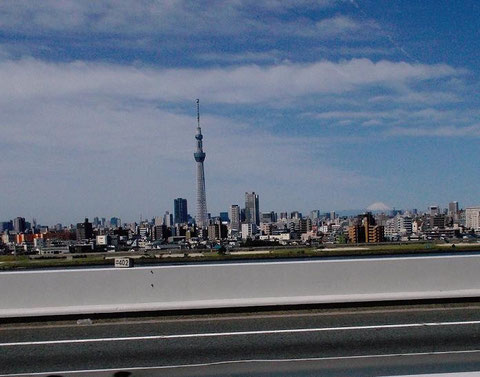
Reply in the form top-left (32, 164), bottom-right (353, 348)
top-left (194, 99), bottom-right (208, 229)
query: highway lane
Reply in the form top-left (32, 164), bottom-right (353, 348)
top-left (2, 303), bottom-right (480, 376)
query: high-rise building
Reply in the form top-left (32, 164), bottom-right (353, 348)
top-left (174, 198), bottom-right (188, 224)
top-left (230, 205), bottom-right (240, 232)
top-left (432, 214), bottom-right (446, 229)
top-left (0, 221), bottom-right (13, 232)
top-left (298, 218), bottom-right (312, 234)
top-left (396, 216), bottom-right (413, 235)
top-left (207, 222), bottom-right (228, 241)
top-left (194, 99), bottom-right (208, 229)
top-left (310, 210), bottom-right (320, 221)
top-left (13, 217), bottom-right (26, 233)
top-left (348, 213), bottom-right (384, 243)
top-left (76, 218), bottom-right (93, 240)
top-left (240, 208), bottom-right (246, 222)
top-left (241, 223), bottom-right (257, 240)
top-left (466, 207), bottom-right (480, 231)
top-left (219, 212), bottom-right (229, 223)
top-left (448, 201), bottom-right (459, 216)
top-left (290, 211), bottom-right (301, 220)
top-left (245, 192), bottom-right (260, 225)
top-left (153, 225), bottom-right (169, 241)
top-left (163, 211), bottom-right (174, 227)
top-left (110, 217), bottom-right (121, 228)
top-left (261, 212), bottom-right (274, 224)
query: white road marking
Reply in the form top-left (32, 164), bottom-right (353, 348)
top-left (387, 373), bottom-right (480, 377)
top-left (2, 349), bottom-right (480, 376)
top-left (1, 320), bottom-right (480, 347)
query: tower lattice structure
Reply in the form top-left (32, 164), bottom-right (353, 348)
top-left (194, 99), bottom-right (208, 229)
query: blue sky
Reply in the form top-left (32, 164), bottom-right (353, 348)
top-left (0, 0), bottom-right (479, 224)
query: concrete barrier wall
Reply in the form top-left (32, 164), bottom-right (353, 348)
top-left (1, 254), bottom-right (480, 318)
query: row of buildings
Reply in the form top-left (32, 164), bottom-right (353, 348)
top-left (2, 200), bottom-right (480, 254)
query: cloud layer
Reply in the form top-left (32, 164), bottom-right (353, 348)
top-left (0, 0), bottom-right (352, 38)
top-left (0, 58), bottom-right (462, 104)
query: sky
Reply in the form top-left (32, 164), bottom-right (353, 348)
top-left (0, 0), bottom-right (479, 225)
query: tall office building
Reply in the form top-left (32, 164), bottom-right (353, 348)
top-left (219, 212), bottom-right (229, 223)
top-left (194, 99), bottom-right (208, 229)
top-left (76, 218), bottom-right (93, 240)
top-left (261, 212), bottom-right (276, 224)
top-left (0, 221), bottom-right (13, 232)
top-left (110, 217), bottom-right (121, 228)
top-left (230, 205), bottom-right (240, 232)
top-left (13, 217), bottom-right (26, 233)
top-left (310, 210), bottom-right (320, 221)
top-left (448, 201), bottom-right (459, 216)
top-left (207, 222), bottom-right (228, 241)
top-left (163, 211), bottom-right (174, 227)
top-left (290, 211), bottom-right (302, 220)
top-left (429, 205), bottom-right (440, 217)
top-left (174, 198), bottom-right (188, 224)
top-left (245, 192), bottom-right (260, 225)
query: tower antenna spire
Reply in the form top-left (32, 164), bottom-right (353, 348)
top-left (196, 98), bottom-right (200, 128)
top-left (193, 99), bottom-right (207, 230)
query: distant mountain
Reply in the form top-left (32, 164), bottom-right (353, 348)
top-left (367, 202), bottom-right (391, 211)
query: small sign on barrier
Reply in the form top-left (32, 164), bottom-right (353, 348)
top-left (114, 257), bottom-right (133, 268)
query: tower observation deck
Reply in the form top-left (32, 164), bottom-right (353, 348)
top-left (194, 99), bottom-right (208, 229)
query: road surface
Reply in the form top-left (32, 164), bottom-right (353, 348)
top-left (2, 302), bottom-right (480, 376)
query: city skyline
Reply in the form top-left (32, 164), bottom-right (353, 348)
top-left (3, 199), bottom-right (477, 253)
top-left (1, 1), bottom-right (479, 224)
top-left (1, 199), bottom-right (469, 229)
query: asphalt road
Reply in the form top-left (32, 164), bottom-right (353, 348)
top-left (2, 303), bottom-right (480, 376)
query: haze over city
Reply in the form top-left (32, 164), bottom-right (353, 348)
top-left (1, 1), bottom-right (479, 224)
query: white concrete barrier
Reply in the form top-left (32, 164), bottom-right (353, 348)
top-left (1, 254), bottom-right (480, 318)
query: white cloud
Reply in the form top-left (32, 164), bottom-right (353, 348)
top-left (388, 125), bottom-right (480, 137)
top-left (369, 91), bottom-right (462, 105)
top-left (0, 1), bottom-right (356, 40)
top-left (314, 15), bottom-right (364, 37)
top-left (0, 58), bottom-right (463, 105)
top-left (305, 107), bottom-right (479, 130)
top-left (362, 119), bottom-right (382, 126)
